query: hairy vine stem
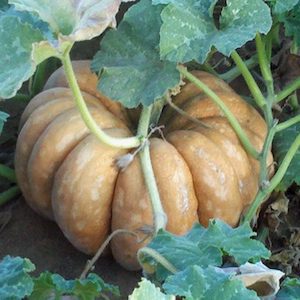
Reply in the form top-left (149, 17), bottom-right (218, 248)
top-left (0, 164), bottom-right (17, 183)
top-left (61, 46), bottom-right (141, 149)
top-left (137, 247), bottom-right (177, 274)
top-left (0, 186), bottom-right (20, 207)
top-left (242, 133), bottom-right (300, 224)
top-left (177, 65), bottom-right (260, 159)
top-left (137, 106), bottom-right (167, 232)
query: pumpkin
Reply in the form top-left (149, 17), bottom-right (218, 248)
top-left (15, 60), bottom-right (273, 270)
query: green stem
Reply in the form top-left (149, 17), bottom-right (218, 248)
top-left (138, 106), bottom-right (167, 232)
top-left (242, 133), bottom-right (300, 223)
top-left (276, 115), bottom-right (300, 132)
top-left (178, 65), bottom-right (260, 159)
top-left (289, 92), bottom-right (299, 110)
top-left (220, 56), bottom-right (258, 83)
top-left (255, 33), bottom-right (274, 98)
top-left (150, 98), bottom-right (166, 126)
top-left (0, 186), bottom-right (20, 206)
top-left (275, 77), bottom-right (300, 103)
top-left (0, 164), bottom-right (17, 183)
top-left (137, 247), bottom-right (177, 274)
top-left (259, 125), bottom-right (276, 184)
top-left (8, 93), bottom-right (30, 102)
top-left (60, 48), bottom-right (141, 149)
top-left (231, 50), bottom-right (266, 109)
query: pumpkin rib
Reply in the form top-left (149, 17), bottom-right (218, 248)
top-left (111, 138), bottom-right (198, 270)
top-left (165, 89), bottom-right (267, 139)
top-left (26, 106), bottom-right (127, 219)
top-left (52, 129), bottom-right (131, 254)
top-left (15, 94), bottom-right (107, 213)
top-left (167, 130), bottom-right (244, 227)
top-left (191, 123), bottom-right (258, 205)
top-left (44, 60), bottom-right (131, 126)
top-left (20, 88), bottom-right (103, 128)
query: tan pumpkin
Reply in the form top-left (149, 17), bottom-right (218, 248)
top-left (15, 60), bottom-right (272, 270)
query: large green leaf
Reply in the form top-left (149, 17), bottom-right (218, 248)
top-left (91, 0), bottom-right (181, 108)
top-left (0, 14), bottom-right (48, 98)
top-left (279, 3), bottom-right (300, 46)
top-left (277, 277), bottom-right (300, 299)
top-left (129, 278), bottom-right (175, 300)
top-left (0, 111), bottom-right (9, 135)
top-left (196, 220), bottom-right (271, 264)
top-left (163, 265), bottom-right (259, 300)
top-left (153, 0), bottom-right (272, 63)
top-left (30, 272), bottom-right (120, 300)
top-left (140, 220), bottom-right (270, 281)
top-left (273, 121), bottom-right (300, 191)
top-left (274, 0), bottom-right (300, 14)
top-left (10, 0), bottom-right (134, 42)
top-left (140, 225), bottom-right (222, 281)
top-left (0, 256), bottom-right (35, 300)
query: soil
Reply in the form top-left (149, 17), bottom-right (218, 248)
top-left (0, 198), bottom-right (140, 298)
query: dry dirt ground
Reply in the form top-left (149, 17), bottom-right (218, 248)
top-left (0, 197), bottom-right (141, 298)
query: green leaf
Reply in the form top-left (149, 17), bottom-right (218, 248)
top-left (31, 272), bottom-right (119, 300)
top-left (274, 0), bottom-right (300, 14)
top-left (140, 225), bottom-right (222, 281)
top-left (129, 278), bottom-right (175, 300)
top-left (140, 220), bottom-right (270, 281)
top-left (196, 220), bottom-right (271, 265)
top-left (279, 3), bottom-right (300, 46)
top-left (154, 0), bottom-right (272, 63)
top-left (0, 256), bottom-right (35, 300)
top-left (91, 0), bottom-right (181, 108)
top-left (163, 265), bottom-right (259, 300)
top-left (0, 111), bottom-right (9, 135)
top-left (10, 0), bottom-right (133, 42)
top-left (277, 277), bottom-right (300, 299)
top-left (0, 14), bottom-right (47, 98)
top-left (273, 121), bottom-right (300, 190)
top-left (30, 272), bottom-right (62, 300)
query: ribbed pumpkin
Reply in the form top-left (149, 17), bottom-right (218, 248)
top-left (15, 60), bottom-right (272, 270)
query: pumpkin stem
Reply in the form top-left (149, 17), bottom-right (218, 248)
top-left (0, 186), bottom-right (20, 207)
top-left (137, 247), bottom-right (177, 275)
top-left (0, 164), bottom-right (17, 183)
top-left (138, 106), bottom-right (167, 232)
top-left (177, 65), bottom-right (260, 159)
top-left (60, 50), bottom-right (142, 149)
top-left (242, 133), bottom-right (300, 224)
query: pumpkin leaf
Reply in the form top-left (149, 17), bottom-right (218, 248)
top-left (163, 265), bottom-right (259, 300)
top-left (0, 13), bottom-right (50, 99)
top-left (273, 0), bottom-right (300, 14)
top-left (153, 0), bottom-right (272, 63)
top-left (9, 0), bottom-right (133, 42)
top-left (278, 3), bottom-right (300, 46)
top-left (273, 121), bottom-right (300, 191)
top-left (0, 111), bottom-right (9, 135)
top-left (139, 220), bottom-right (270, 281)
top-left (91, 0), bottom-right (181, 108)
top-left (277, 277), bottom-right (300, 299)
top-left (196, 220), bottom-right (271, 265)
top-left (30, 272), bottom-right (120, 300)
top-left (0, 256), bottom-right (35, 300)
top-left (129, 278), bottom-right (175, 300)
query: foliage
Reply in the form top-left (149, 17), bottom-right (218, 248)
top-left (0, 0), bottom-right (130, 98)
top-left (92, 0), bottom-right (181, 108)
top-left (277, 277), bottom-right (300, 299)
top-left (153, 0), bottom-right (272, 63)
top-left (0, 111), bottom-right (9, 135)
top-left (139, 220), bottom-right (270, 282)
top-left (163, 265), bottom-right (259, 300)
top-left (0, 256), bottom-right (119, 300)
top-left (273, 121), bottom-right (300, 190)
top-left (129, 278), bottom-right (175, 300)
